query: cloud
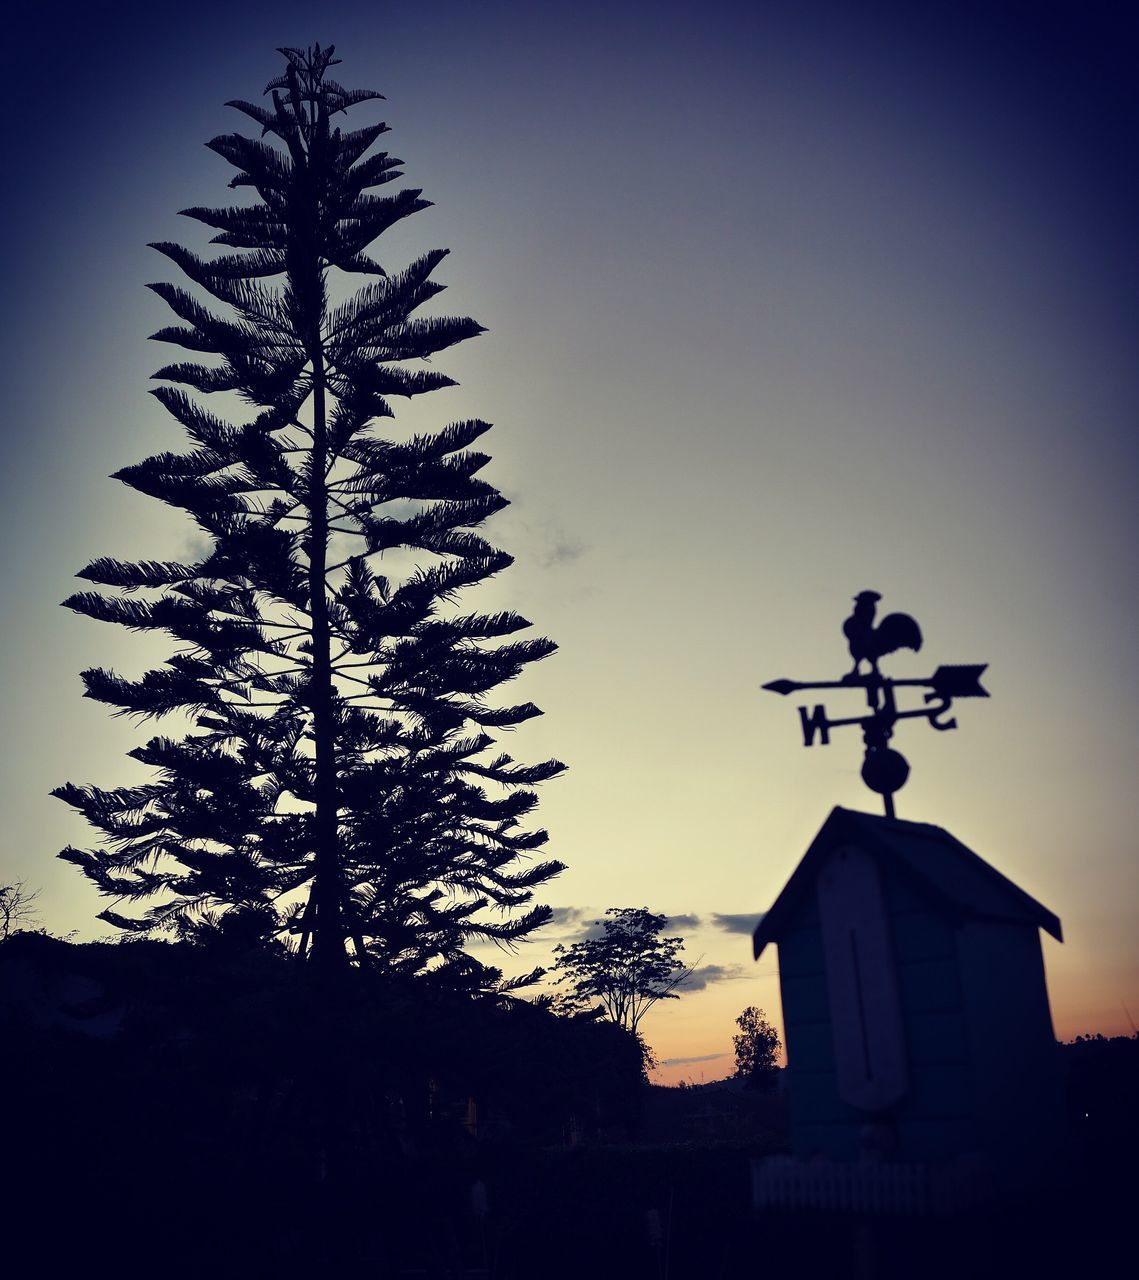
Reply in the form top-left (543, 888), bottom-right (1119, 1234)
top-left (177, 528), bottom-right (212, 563)
top-left (549, 907), bottom-right (707, 946)
top-left (547, 906), bottom-right (587, 928)
top-left (543, 906), bottom-right (610, 943)
top-left (537, 536), bottom-right (586, 569)
top-left (666, 913), bottom-right (701, 930)
top-left (541, 906), bottom-right (607, 945)
top-left (677, 962), bottom-right (749, 992)
top-left (662, 1052), bottom-right (728, 1067)
top-left (710, 912), bottom-right (765, 935)
top-left (501, 506), bottom-right (588, 570)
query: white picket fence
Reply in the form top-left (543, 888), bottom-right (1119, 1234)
top-left (751, 1154), bottom-right (990, 1215)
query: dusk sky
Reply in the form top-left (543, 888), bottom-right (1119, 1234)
top-left (3, 1), bottom-right (1136, 1083)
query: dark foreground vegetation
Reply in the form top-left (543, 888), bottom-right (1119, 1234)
top-left (2, 934), bottom-right (1135, 1277)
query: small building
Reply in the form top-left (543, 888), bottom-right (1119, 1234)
top-left (753, 806), bottom-right (1063, 1190)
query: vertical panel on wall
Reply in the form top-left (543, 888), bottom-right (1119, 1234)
top-left (816, 844), bottom-right (909, 1110)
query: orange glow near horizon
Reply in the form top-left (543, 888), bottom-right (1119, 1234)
top-left (645, 934), bottom-right (1137, 1089)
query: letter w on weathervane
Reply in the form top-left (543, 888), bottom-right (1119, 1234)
top-left (799, 705), bottom-right (832, 747)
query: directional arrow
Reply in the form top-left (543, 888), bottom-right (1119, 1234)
top-left (762, 677), bottom-right (855, 696)
top-left (929, 664), bottom-right (989, 699)
top-left (765, 667), bottom-right (988, 699)
top-left (763, 679), bottom-right (798, 696)
top-left (757, 680), bottom-right (793, 701)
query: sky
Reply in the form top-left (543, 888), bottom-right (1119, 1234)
top-left (2, 0), bottom-right (1136, 1084)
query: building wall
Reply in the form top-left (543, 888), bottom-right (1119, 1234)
top-left (879, 871), bottom-right (976, 1160)
top-left (955, 918), bottom-right (1064, 1183)
top-left (776, 893), bottom-right (850, 1157)
top-left (780, 854), bottom-right (1064, 1177)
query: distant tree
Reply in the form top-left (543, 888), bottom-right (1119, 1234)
top-left (732, 1006), bottom-right (781, 1088)
top-left (0, 881), bottom-right (41, 939)
top-left (551, 907), bottom-right (690, 1037)
top-left (53, 44), bottom-right (565, 973)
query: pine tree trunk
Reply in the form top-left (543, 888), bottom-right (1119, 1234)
top-left (307, 333), bottom-right (345, 966)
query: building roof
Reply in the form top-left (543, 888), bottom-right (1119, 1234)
top-left (753, 807), bottom-right (1062, 959)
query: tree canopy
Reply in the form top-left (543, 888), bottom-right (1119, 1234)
top-left (54, 44), bottom-right (565, 976)
top-left (551, 907), bottom-right (690, 1037)
top-left (732, 1005), bottom-right (781, 1087)
top-left (0, 881), bottom-right (40, 939)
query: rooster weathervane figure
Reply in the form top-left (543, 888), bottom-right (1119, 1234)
top-left (763, 591), bottom-right (989, 818)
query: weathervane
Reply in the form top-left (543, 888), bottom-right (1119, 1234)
top-left (763, 591), bottom-right (988, 818)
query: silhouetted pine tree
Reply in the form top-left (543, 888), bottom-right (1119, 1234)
top-left (55, 45), bottom-right (565, 972)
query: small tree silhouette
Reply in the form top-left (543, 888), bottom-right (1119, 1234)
top-left (54, 45), bottom-right (564, 973)
top-left (0, 881), bottom-right (41, 939)
top-left (552, 908), bottom-right (691, 1037)
top-left (733, 1005), bottom-right (781, 1088)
